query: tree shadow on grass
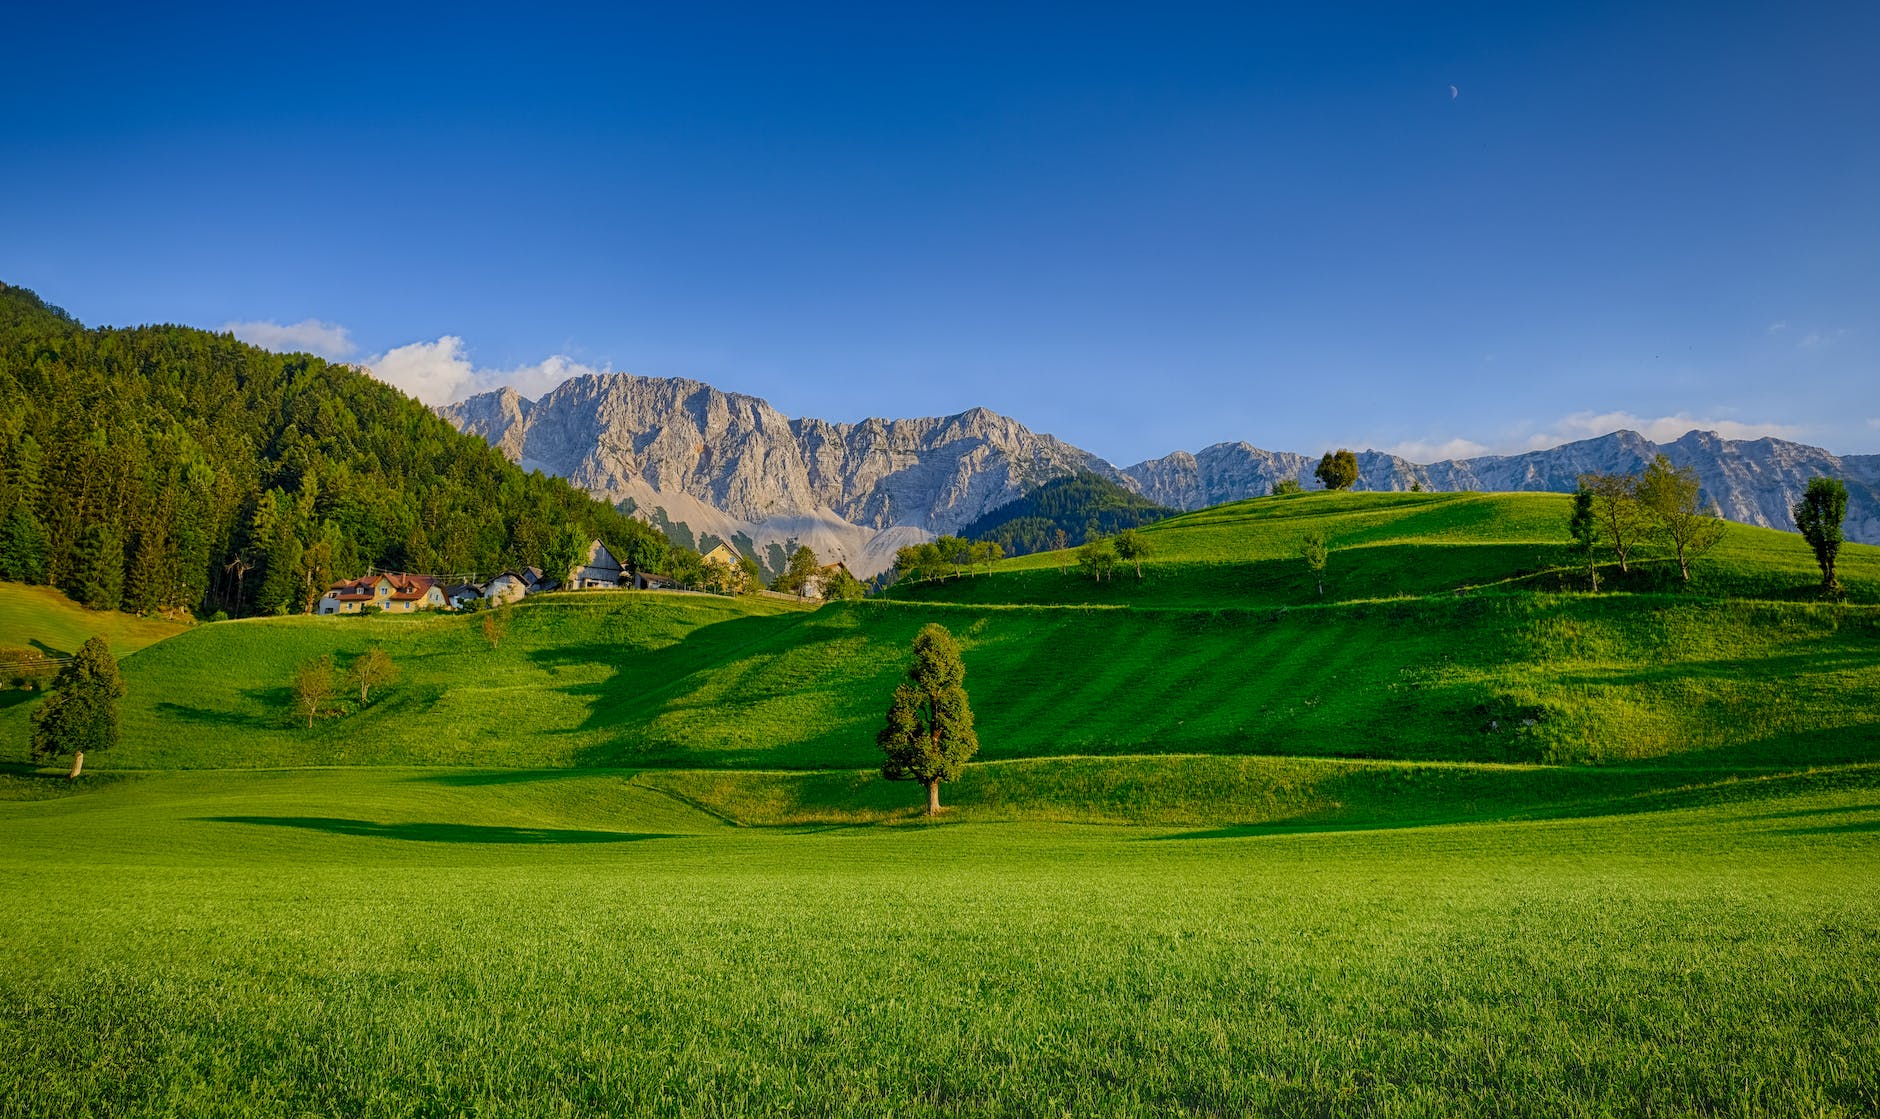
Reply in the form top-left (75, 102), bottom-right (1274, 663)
top-left (198, 816), bottom-right (675, 844)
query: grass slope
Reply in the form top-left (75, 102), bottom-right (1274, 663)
top-left (0, 581), bottom-right (189, 658)
top-left (892, 491), bottom-right (1880, 607)
top-left (5, 583), bottom-right (1875, 779)
top-left (2, 768), bottom-right (1875, 1117)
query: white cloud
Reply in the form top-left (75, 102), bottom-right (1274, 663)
top-left (1797, 328), bottom-right (1849, 350)
top-left (363, 336), bottom-right (603, 405)
top-left (223, 318), bottom-right (357, 360)
top-left (1515, 410), bottom-right (1802, 451)
top-left (1380, 437), bottom-right (1491, 462)
top-left (1766, 320), bottom-right (1788, 335)
top-left (1867, 418), bottom-right (1880, 430)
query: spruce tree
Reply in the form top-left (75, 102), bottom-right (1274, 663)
top-left (877, 623), bottom-right (979, 815)
top-left (66, 523), bottom-right (124, 610)
top-left (0, 505), bottom-right (48, 583)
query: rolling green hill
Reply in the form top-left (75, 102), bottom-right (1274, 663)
top-left (4, 490), bottom-right (1874, 825)
top-left (893, 491), bottom-right (1880, 607)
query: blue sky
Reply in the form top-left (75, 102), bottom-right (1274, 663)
top-left (4, 2), bottom-right (1875, 464)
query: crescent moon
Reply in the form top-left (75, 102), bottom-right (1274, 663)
top-left (1449, 85), bottom-right (1459, 99)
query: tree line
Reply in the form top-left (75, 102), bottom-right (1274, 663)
top-left (0, 283), bottom-right (678, 617)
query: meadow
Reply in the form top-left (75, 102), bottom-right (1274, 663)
top-left (2, 768), bottom-right (1877, 1118)
top-left (2, 490), bottom-right (1876, 1116)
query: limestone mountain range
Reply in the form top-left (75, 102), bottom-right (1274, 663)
top-left (441, 373), bottom-right (1880, 575)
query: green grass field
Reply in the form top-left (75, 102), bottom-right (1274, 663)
top-left (1, 768), bottom-right (1875, 1117)
top-left (0, 581), bottom-right (188, 659)
top-left (3, 491), bottom-right (1877, 1115)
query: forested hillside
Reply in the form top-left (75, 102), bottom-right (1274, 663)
top-left (958, 471), bottom-right (1175, 555)
top-left (0, 283), bottom-right (666, 618)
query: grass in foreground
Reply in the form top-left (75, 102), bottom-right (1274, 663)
top-left (1, 768), bottom-right (1875, 1118)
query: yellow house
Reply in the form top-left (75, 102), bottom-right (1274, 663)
top-left (317, 573), bottom-right (449, 615)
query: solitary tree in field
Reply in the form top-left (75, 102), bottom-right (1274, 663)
top-left (1314, 450), bottom-right (1359, 491)
top-left (348, 646), bottom-right (399, 705)
top-left (1578, 471), bottom-right (1649, 574)
top-left (1793, 477), bottom-right (1848, 593)
top-left (1637, 454), bottom-right (1725, 583)
top-left (294, 656), bottom-right (337, 728)
top-left (1113, 528), bottom-right (1149, 578)
top-left (1568, 487), bottom-right (1602, 591)
top-left (1271, 478), bottom-right (1303, 496)
top-left (1298, 532), bottom-right (1329, 597)
top-left (480, 609), bottom-right (508, 650)
top-left (30, 636), bottom-right (124, 779)
top-left (878, 623), bottom-right (979, 815)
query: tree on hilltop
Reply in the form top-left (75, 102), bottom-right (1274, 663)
top-left (1793, 477), bottom-right (1848, 593)
top-left (1315, 450), bottom-right (1359, 491)
top-left (1637, 455), bottom-right (1725, 583)
top-left (877, 623), bottom-right (979, 816)
top-left (30, 636), bottom-right (124, 779)
top-left (1271, 478), bottom-right (1303, 496)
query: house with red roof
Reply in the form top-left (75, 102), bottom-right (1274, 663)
top-left (316, 572), bottom-right (449, 615)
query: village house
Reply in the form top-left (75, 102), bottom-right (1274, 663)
top-left (317, 573), bottom-right (449, 615)
top-left (483, 567), bottom-right (545, 606)
top-left (567, 539), bottom-right (624, 589)
top-left (444, 582), bottom-right (485, 610)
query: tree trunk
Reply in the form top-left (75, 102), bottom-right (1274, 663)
top-left (67, 751), bottom-right (83, 780)
top-left (926, 780), bottom-right (940, 816)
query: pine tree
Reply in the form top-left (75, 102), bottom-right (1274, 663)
top-left (877, 623), bottom-right (979, 815)
top-left (65, 523), bottom-right (124, 610)
top-left (0, 505), bottom-right (48, 583)
top-left (1569, 487), bottom-right (1601, 591)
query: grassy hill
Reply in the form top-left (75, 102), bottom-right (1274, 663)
top-left (3, 490), bottom-right (1873, 815)
top-left (891, 491), bottom-right (1880, 607)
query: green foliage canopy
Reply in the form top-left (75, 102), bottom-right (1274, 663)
top-left (1315, 450), bottom-right (1359, 491)
top-left (877, 622), bottom-right (978, 814)
top-left (1793, 477), bottom-right (1848, 592)
top-left (29, 635), bottom-right (125, 771)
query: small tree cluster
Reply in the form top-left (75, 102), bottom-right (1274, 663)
top-left (770, 546), bottom-right (823, 597)
top-left (1270, 478), bottom-right (1303, 496)
top-left (893, 537), bottom-right (1002, 584)
top-left (1573, 455), bottom-right (1727, 585)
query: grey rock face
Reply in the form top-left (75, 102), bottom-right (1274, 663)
top-left (439, 374), bottom-right (1116, 575)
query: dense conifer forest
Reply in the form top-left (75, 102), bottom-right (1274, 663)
top-left (959, 471), bottom-right (1176, 555)
top-left (0, 283), bottom-right (667, 618)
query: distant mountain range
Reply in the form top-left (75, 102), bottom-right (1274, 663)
top-left (442, 373), bottom-right (1880, 575)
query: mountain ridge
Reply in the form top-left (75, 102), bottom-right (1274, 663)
top-left (440, 371), bottom-right (1880, 567)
